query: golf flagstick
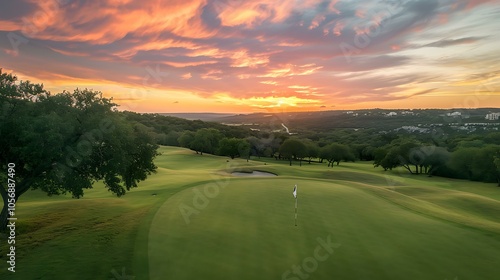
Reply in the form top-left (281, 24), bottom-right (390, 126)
top-left (293, 184), bottom-right (298, 226)
top-left (295, 195), bottom-right (298, 226)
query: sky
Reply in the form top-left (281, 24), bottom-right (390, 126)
top-left (0, 0), bottom-right (499, 113)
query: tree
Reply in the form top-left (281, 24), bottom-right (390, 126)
top-left (0, 71), bottom-right (159, 230)
top-left (305, 142), bottom-right (320, 164)
top-left (469, 145), bottom-right (500, 183)
top-left (449, 145), bottom-right (500, 183)
top-left (261, 134), bottom-right (283, 159)
top-left (352, 144), bottom-right (368, 161)
top-left (191, 128), bottom-right (222, 155)
top-left (375, 140), bottom-right (421, 174)
top-left (396, 141), bottom-right (421, 174)
top-left (218, 138), bottom-right (250, 160)
top-left (457, 139), bottom-right (485, 148)
top-left (377, 149), bottom-right (400, 171)
top-left (420, 146), bottom-right (450, 176)
top-left (178, 131), bottom-right (195, 150)
top-left (494, 156), bottom-right (500, 186)
top-left (485, 132), bottom-right (500, 145)
top-left (449, 147), bottom-right (476, 180)
top-left (248, 136), bottom-right (266, 158)
top-left (238, 139), bottom-right (251, 162)
top-left (164, 131), bottom-right (181, 146)
top-left (321, 143), bottom-right (355, 167)
top-left (373, 147), bottom-right (389, 169)
top-left (361, 145), bottom-right (376, 161)
top-left (279, 139), bottom-right (307, 166)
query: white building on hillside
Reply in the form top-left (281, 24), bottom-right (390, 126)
top-left (447, 111), bottom-right (462, 117)
top-left (485, 113), bottom-right (500, 120)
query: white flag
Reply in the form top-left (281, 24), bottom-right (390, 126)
top-left (292, 185), bottom-right (297, 199)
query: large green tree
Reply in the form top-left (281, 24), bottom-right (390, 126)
top-left (394, 141), bottom-right (422, 174)
top-left (471, 145), bottom-right (500, 183)
top-left (320, 143), bottom-right (355, 167)
top-left (279, 139), bottom-right (307, 166)
top-left (374, 149), bottom-right (400, 171)
top-left (420, 146), bottom-right (450, 176)
top-left (449, 147), bottom-right (475, 179)
top-left (218, 138), bottom-right (250, 160)
top-left (190, 128), bottom-right (222, 155)
top-left (0, 71), bottom-right (159, 230)
top-left (373, 140), bottom-right (422, 174)
top-left (305, 141), bottom-right (320, 164)
top-left (177, 131), bottom-right (195, 150)
top-left (494, 156), bottom-right (500, 186)
top-left (449, 145), bottom-right (500, 183)
top-left (247, 136), bottom-right (266, 158)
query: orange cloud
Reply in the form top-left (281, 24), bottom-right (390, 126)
top-left (10, 0), bottom-right (215, 44)
top-left (230, 50), bottom-right (269, 68)
top-left (181, 72), bottom-right (192, 79)
top-left (201, 69), bottom-right (223, 80)
top-left (332, 21), bottom-right (345, 36)
top-left (260, 81), bottom-right (278, 85)
top-left (259, 64), bottom-right (323, 78)
top-left (215, 0), bottom-right (327, 27)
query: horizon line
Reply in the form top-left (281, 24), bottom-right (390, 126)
top-left (130, 107), bottom-right (500, 115)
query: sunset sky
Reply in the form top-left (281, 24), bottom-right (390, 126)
top-left (1, 0), bottom-right (499, 113)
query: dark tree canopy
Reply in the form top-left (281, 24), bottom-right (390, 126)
top-left (320, 143), bottom-right (355, 167)
top-left (305, 141), bottom-right (320, 164)
top-left (178, 131), bottom-right (195, 150)
top-left (188, 128), bottom-right (222, 155)
top-left (450, 145), bottom-right (500, 183)
top-left (279, 138), bottom-right (307, 166)
top-left (495, 156), bottom-right (500, 186)
top-left (218, 138), bottom-right (250, 160)
top-left (0, 70), bottom-right (159, 229)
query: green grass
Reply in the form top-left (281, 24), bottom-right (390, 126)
top-left (2, 146), bottom-right (500, 279)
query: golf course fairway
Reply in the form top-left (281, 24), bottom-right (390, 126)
top-left (2, 146), bottom-right (500, 279)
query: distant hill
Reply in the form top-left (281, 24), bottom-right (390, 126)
top-left (158, 113), bottom-right (237, 121)
top-left (156, 108), bottom-right (500, 133)
top-left (208, 108), bottom-right (500, 132)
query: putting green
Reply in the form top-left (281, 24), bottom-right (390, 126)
top-left (148, 177), bottom-right (500, 280)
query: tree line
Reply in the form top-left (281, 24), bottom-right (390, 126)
top-left (373, 138), bottom-right (500, 183)
top-left (128, 112), bottom-right (499, 186)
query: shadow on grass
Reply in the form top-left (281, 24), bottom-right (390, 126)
top-left (322, 171), bottom-right (405, 186)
